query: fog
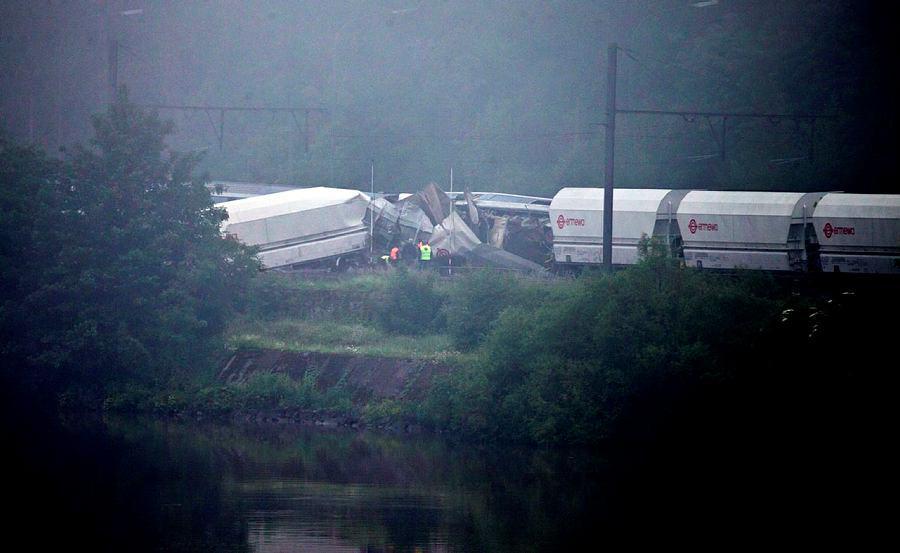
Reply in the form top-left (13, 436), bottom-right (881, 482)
top-left (2, 0), bottom-right (896, 195)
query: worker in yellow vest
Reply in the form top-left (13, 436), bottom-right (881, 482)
top-left (418, 241), bottom-right (432, 270)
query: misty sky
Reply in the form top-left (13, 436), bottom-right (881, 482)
top-left (2, 1), bottom-right (896, 195)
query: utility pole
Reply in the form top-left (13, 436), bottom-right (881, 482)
top-left (370, 160), bottom-right (375, 256)
top-left (449, 166), bottom-right (454, 276)
top-left (603, 43), bottom-right (618, 272)
top-left (108, 38), bottom-right (118, 103)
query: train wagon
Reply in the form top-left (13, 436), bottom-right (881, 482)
top-left (812, 193), bottom-right (900, 274)
top-left (675, 191), bottom-right (826, 271)
top-left (216, 187), bottom-right (370, 270)
top-left (549, 188), bottom-right (689, 266)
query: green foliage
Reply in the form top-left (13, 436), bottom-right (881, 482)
top-left (6, 3), bottom-right (895, 194)
top-left (420, 360), bottom-right (493, 438)
top-left (189, 370), bottom-right (354, 415)
top-left (423, 257), bottom-right (783, 445)
top-left (374, 267), bottom-right (444, 335)
top-left (242, 272), bottom-right (385, 322)
top-left (441, 271), bottom-right (565, 351)
top-left (0, 91), bottom-right (259, 394)
top-left (361, 399), bottom-right (405, 426)
top-left (442, 271), bottom-right (519, 351)
top-left (637, 234), bottom-right (671, 262)
top-left (232, 371), bottom-right (320, 410)
top-left (192, 385), bottom-right (237, 416)
top-left (227, 315), bottom-right (455, 359)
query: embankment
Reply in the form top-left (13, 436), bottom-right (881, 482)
top-left (218, 348), bottom-right (452, 404)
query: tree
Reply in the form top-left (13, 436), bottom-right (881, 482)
top-left (1, 91), bottom-right (259, 394)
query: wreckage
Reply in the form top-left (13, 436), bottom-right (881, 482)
top-left (214, 181), bottom-right (553, 273)
top-left (216, 187), bottom-right (371, 270)
top-left (367, 183), bottom-right (551, 272)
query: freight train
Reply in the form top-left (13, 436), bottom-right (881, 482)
top-left (214, 183), bottom-right (899, 276)
top-left (549, 189), bottom-right (900, 274)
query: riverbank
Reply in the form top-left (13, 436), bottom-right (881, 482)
top-left (63, 260), bottom-right (896, 450)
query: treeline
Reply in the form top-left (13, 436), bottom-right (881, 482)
top-left (0, 92), bottom-right (259, 404)
top-left (3, 1), bottom-right (896, 195)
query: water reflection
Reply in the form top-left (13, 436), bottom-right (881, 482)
top-left (4, 386), bottom-right (877, 551)
top-left (11, 408), bottom-right (851, 550)
top-left (37, 417), bottom-right (618, 552)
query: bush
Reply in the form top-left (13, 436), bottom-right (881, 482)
top-left (192, 385), bottom-right (237, 416)
top-left (442, 270), bottom-right (563, 351)
top-left (242, 273), bottom-right (388, 322)
top-left (361, 399), bottom-right (405, 426)
top-left (374, 267), bottom-right (444, 335)
top-left (102, 385), bottom-right (153, 413)
top-left (233, 371), bottom-right (319, 410)
top-left (442, 271), bottom-right (519, 351)
top-left (422, 258), bottom-right (783, 445)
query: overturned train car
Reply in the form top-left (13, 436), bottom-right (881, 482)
top-left (216, 187), bottom-right (370, 270)
top-left (549, 188), bottom-right (900, 274)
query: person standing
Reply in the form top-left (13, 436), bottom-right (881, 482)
top-left (419, 241), bottom-right (432, 270)
top-left (389, 244), bottom-right (400, 266)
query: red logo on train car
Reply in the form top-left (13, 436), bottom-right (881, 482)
top-left (822, 222), bottom-right (854, 239)
top-left (687, 219), bottom-right (718, 234)
top-left (556, 214), bottom-right (585, 230)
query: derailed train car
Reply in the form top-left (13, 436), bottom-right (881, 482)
top-left (216, 187), bottom-right (370, 270)
top-left (549, 188), bottom-right (900, 274)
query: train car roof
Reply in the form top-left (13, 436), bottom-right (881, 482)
top-left (216, 187), bottom-right (370, 225)
top-left (814, 193), bottom-right (900, 220)
top-left (551, 188), bottom-right (684, 215)
top-left (679, 191), bottom-right (825, 219)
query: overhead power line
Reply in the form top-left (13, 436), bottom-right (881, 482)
top-left (140, 104), bottom-right (327, 151)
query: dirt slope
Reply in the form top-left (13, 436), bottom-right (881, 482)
top-left (218, 349), bottom-right (452, 403)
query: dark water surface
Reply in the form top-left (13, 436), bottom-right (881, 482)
top-left (10, 415), bottom-right (629, 551)
top-left (6, 408), bottom-right (877, 551)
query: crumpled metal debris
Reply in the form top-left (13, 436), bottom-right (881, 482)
top-left (411, 182), bottom-right (453, 227)
top-left (367, 183), bottom-right (552, 273)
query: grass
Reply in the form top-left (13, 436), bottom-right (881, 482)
top-left (264, 271), bottom-right (392, 293)
top-left (227, 316), bottom-right (461, 361)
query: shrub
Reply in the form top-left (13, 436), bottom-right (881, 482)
top-left (234, 371), bottom-right (319, 410)
top-left (423, 258), bottom-right (783, 445)
top-left (374, 267), bottom-right (443, 335)
top-left (361, 399), bottom-right (405, 426)
top-left (442, 271), bottom-right (519, 351)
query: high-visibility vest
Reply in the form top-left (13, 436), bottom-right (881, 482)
top-left (420, 244), bottom-right (432, 260)
top-left (390, 247), bottom-right (400, 260)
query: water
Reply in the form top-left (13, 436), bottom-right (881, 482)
top-left (9, 415), bottom-right (633, 551)
top-left (5, 410), bottom-right (872, 550)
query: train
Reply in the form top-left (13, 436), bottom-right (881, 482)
top-left (548, 188), bottom-right (900, 274)
top-left (216, 187), bottom-right (371, 270)
top-left (213, 182), bottom-right (899, 276)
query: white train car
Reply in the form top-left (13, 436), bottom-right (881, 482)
top-left (676, 191), bottom-right (826, 271)
top-left (549, 188), bottom-right (689, 265)
top-left (217, 187), bottom-right (370, 270)
top-left (812, 193), bottom-right (900, 274)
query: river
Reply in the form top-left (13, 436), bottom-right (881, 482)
top-left (5, 408), bottom-right (872, 550)
top-left (8, 412), bottom-right (672, 551)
